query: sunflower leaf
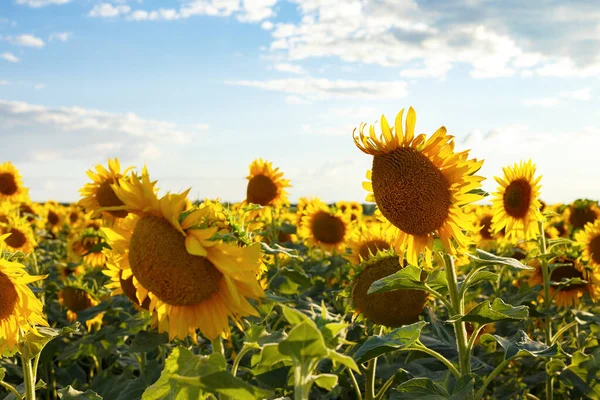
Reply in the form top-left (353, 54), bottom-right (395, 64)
top-left (467, 188), bottom-right (489, 197)
top-left (446, 298), bottom-right (528, 324)
top-left (354, 321), bottom-right (428, 364)
top-left (468, 249), bottom-right (534, 270)
top-left (57, 386), bottom-right (103, 399)
top-left (459, 270), bottom-right (498, 293)
top-left (367, 265), bottom-right (428, 294)
top-left (22, 324), bottom-right (79, 361)
top-left (128, 331), bottom-right (169, 353)
top-left (278, 321), bottom-right (328, 363)
top-left (327, 349), bottom-right (360, 373)
top-left (550, 277), bottom-right (589, 288)
top-left (170, 372), bottom-right (274, 400)
top-left (559, 350), bottom-right (600, 399)
top-left (479, 330), bottom-right (559, 361)
top-left (392, 378), bottom-right (450, 399)
top-left (310, 374), bottom-right (338, 390)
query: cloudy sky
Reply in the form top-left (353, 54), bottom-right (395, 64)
top-left (1, 0), bottom-right (599, 204)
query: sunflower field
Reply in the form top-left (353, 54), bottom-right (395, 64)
top-left (1, 107), bottom-right (600, 400)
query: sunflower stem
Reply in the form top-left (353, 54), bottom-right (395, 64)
top-left (0, 381), bottom-right (21, 399)
top-left (347, 369), bottom-right (363, 400)
top-left (364, 358), bottom-right (377, 400)
top-left (474, 358), bottom-right (512, 400)
top-left (20, 346), bottom-right (36, 400)
top-left (231, 345), bottom-right (252, 377)
top-left (443, 254), bottom-right (471, 377)
top-left (538, 220), bottom-right (554, 400)
top-left (211, 337), bottom-right (224, 356)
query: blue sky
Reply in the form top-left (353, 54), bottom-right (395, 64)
top-left (1, 0), bottom-right (599, 204)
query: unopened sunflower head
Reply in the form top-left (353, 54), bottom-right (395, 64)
top-left (353, 107), bottom-right (484, 267)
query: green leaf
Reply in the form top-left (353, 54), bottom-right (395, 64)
top-left (354, 321), bottom-right (428, 364)
top-left (367, 265), bottom-right (428, 294)
top-left (129, 331), bottom-right (169, 353)
top-left (468, 188), bottom-right (489, 197)
top-left (310, 374), bottom-right (338, 390)
top-left (327, 349), bottom-right (360, 373)
top-left (171, 371), bottom-right (274, 400)
top-left (480, 330), bottom-right (559, 361)
top-left (460, 271), bottom-right (498, 293)
top-left (550, 277), bottom-right (589, 288)
top-left (0, 367), bottom-right (5, 382)
top-left (22, 324), bottom-right (79, 360)
top-left (560, 350), bottom-right (600, 399)
top-left (141, 347), bottom-right (226, 400)
top-left (281, 305), bottom-right (311, 326)
top-left (278, 321), bottom-right (328, 364)
top-left (253, 343), bottom-right (292, 375)
top-left (58, 386), bottom-right (103, 399)
top-left (447, 298), bottom-right (528, 324)
top-left (393, 378), bottom-right (449, 399)
top-left (467, 249), bottom-right (534, 270)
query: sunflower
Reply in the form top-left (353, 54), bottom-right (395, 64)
top-left (66, 206), bottom-right (85, 229)
top-left (491, 160), bottom-right (543, 240)
top-left (79, 158), bottom-right (136, 219)
top-left (0, 234), bottom-right (48, 355)
top-left (528, 256), bottom-right (599, 309)
top-left (352, 254), bottom-right (428, 327)
top-left (58, 285), bottom-right (103, 330)
top-left (18, 202), bottom-right (39, 224)
top-left (1, 216), bottom-right (37, 254)
top-left (298, 198), bottom-right (352, 253)
top-left (67, 230), bottom-right (107, 268)
top-left (347, 222), bottom-right (396, 265)
top-left (245, 159), bottom-right (291, 209)
top-left (44, 202), bottom-right (64, 234)
top-left (103, 258), bottom-right (151, 311)
top-left (564, 200), bottom-right (600, 234)
top-left (353, 107), bottom-right (484, 266)
top-left (575, 220), bottom-right (600, 268)
top-left (103, 168), bottom-right (265, 341)
top-left (0, 162), bottom-right (28, 202)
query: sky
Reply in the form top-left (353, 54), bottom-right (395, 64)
top-left (0, 0), bottom-right (599, 204)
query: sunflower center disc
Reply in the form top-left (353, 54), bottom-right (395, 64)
top-left (70, 212), bottom-right (79, 224)
top-left (550, 260), bottom-right (587, 290)
top-left (0, 272), bottom-right (18, 320)
top-left (246, 174), bottom-right (278, 206)
top-left (372, 148), bottom-right (451, 236)
top-left (352, 256), bottom-right (428, 327)
top-left (47, 211), bottom-right (59, 226)
top-left (569, 207), bottom-right (597, 229)
top-left (311, 211), bottom-right (346, 244)
top-left (129, 215), bottom-right (223, 306)
top-left (5, 229), bottom-right (26, 249)
top-left (590, 235), bottom-right (600, 265)
top-left (480, 215), bottom-right (494, 240)
top-left (96, 179), bottom-right (128, 218)
top-left (503, 179), bottom-right (532, 218)
top-left (358, 240), bottom-right (390, 260)
top-left (61, 287), bottom-right (94, 313)
top-left (119, 271), bottom-right (151, 310)
top-left (19, 204), bottom-right (36, 222)
top-left (0, 173), bottom-right (17, 196)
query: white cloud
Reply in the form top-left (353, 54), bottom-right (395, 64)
top-left (1, 53), bottom-right (19, 63)
top-left (0, 80), bottom-right (8, 86)
top-left (284, 95), bottom-right (312, 105)
top-left (560, 88), bottom-right (592, 101)
top-left (16, 0), bottom-right (71, 7)
top-left (521, 97), bottom-right (560, 108)
top-left (261, 21), bottom-right (274, 30)
top-left (226, 77), bottom-right (408, 100)
top-left (273, 63), bottom-right (306, 75)
top-left (49, 32), bottom-right (71, 42)
top-left (237, 0), bottom-right (277, 22)
top-left (34, 84), bottom-right (46, 90)
top-left (5, 34), bottom-right (45, 48)
top-left (89, 3), bottom-right (131, 18)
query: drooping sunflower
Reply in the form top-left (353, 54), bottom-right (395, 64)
top-left (0, 234), bottom-right (48, 355)
top-left (298, 198), bottom-right (352, 253)
top-left (352, 253), bottom-right (428, 327)
top-left (58, 285), bottom-right (103, 330)
top-left (245, 159), bottom-right (291, 209)
top-left (528, 256), bottom-right (599, 309)
top-left (575, 220), bottom-right (600, 268)
top-left (0, 162), bottom-right (28, 202)
top-left (1, 216), bottom-right (37, 254)
top-left (353, 107), bottom-right (484, 266)
top-left (103, 168), bottom-right (265, 341)
top-left (491, 160), bottom-right (543, 240)
top-left (79, 158), bottom-right (135, 219)
top-left (347, 222), bottom-right (396, 265)
top-left (564, 200), bottom-right (600, 234)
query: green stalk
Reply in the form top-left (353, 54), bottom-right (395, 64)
top-left (21, 346), bottom-right (36, 400)
top-left (404, 345), bottom-right (460, 378)
top-left (538, 221), bottom-right (553, 400)
top-left (0, 381), bottom-right (21, 399)
top-left (364, 358), bottom-right (377, 400)
top-left (443, 254), bottom-right (471, 376)
top-left (231, 345), bottom-right (253, 377)
top-left (474, 359), bottom-right (511, 399)
top-left (293, 364), bottom-right (309, 400)
top-left (348, 369), bottom-right (363, 400)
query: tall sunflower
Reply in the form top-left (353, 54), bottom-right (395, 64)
top-left (298, 198), bottom-right (351, 253)
top-left (245, 159), bottom-right (291, 210)
top-left (79, 158), bottom-right (136, 219)
top-left (0, 162), bottom-right (28, 202)
top-left (0, 234), bottom-right (48, 355)
top-left (103, 168), bottom-right (265, 341)
top-left (575, 220), bottom-right (600, 268)
top-left (491, 160), bottom-right (542, 240)
top-left (353, 107), bottom-right (484, 266)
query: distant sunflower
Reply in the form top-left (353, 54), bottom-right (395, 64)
top-left (0, 162), bottom-right (27, 202)
top-left (491, 160), bottom-right (542, 240)
top-left (347, 222), bottom-right (396, 265)
top-left (67, 231), bottom-right (107, 268)
top-left (298, 198), bottom-right (351, 253)
top-left (79, 158), bottom-right (135, 219)
top-left (0, 234), bottom-right (48, 355)
top-left (354, 107), bottom-right (484, 266)
top-left (528, 256), bottom-right (598, 309)
top-left (1, 217), bottom-right (37, 254)
top-left (58, 285), bottom-right (103, 330)
top-left (564, 200), bottom-right (600, 233)
top-left (352, 254), bottom-right (428, 327)
top-left (67, 206), bottom-right (85, 228)
top-left (103, 168), bottom-right (265, 340)
top-left (44, 202), bottom-right (64, 234)
top-left (575, 220), bottom-right (600, 268)
top-left (245, 159), bottom-right (291, 209)
top-left (18, 202), bottom-right (38, 223)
